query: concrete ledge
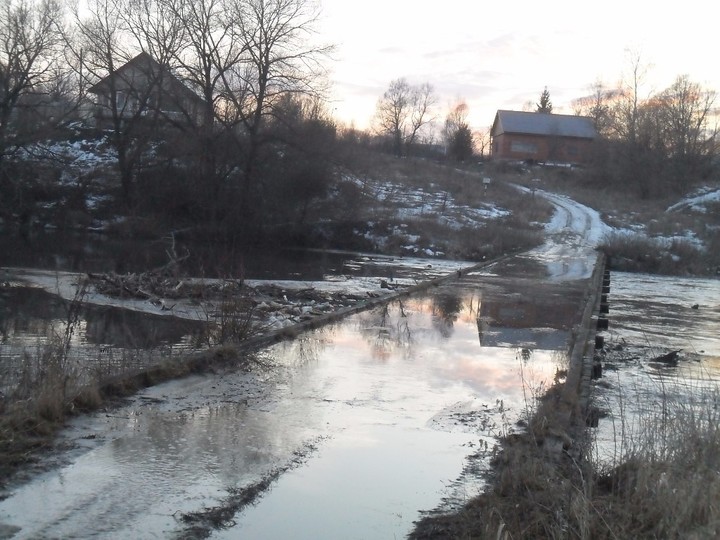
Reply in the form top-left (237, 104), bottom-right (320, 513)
top-left (561, 252), bottom-right (607, 438)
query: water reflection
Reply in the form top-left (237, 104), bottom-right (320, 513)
top-left (357, 303), bottom-right (414, 361)
top-left (430, 292), bottom-right (463, 338)
top-left (0, 286), bottom-right (203, 395)
top-left (0, 230), bottom-right (353, 280)
top-left (472, 281), bottom-right (578, 350)
top-left (0, 287), bottom-right (568, 539)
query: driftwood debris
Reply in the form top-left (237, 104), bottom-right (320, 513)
top-left (86, 271), bottom-right (243, 303)
top-left (650, 350), bottom-right (682, 366)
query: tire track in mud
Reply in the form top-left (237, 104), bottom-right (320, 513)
top-left (177, 436), bottom-right (328, 539)
top-left (509, 185), bottom-right (610, 281)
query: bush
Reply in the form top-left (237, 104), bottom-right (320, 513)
top-left (600, 232), bottom-right (711, 276)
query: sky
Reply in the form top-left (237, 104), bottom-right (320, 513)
top-left (315, 0), bottom-right (720, 132)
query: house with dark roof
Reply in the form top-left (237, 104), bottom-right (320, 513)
top-left (490, 110), bottom-right (597, 164)
top-left (87, 52), bottom-right (205, 129)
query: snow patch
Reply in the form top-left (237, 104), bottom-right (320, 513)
top-left (666, 187), bottom-right (720, 213)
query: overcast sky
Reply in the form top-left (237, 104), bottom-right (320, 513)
top-left (316, 0), bottom-right (720, 132)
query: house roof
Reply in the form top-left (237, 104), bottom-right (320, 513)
top-left (492, 110), bottom-right (597, 139)
top-left (88, 52), bottom-right (202, 105)
top-left (88, 52), bottom-right (154, 94)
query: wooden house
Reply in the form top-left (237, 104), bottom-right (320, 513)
top-left (87, 52), bottom-right (205, 129)
top-left (490, 110), bottom-right (597, 164)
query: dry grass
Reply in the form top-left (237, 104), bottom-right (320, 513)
top-left (587, 376), bottom-right (720, 539)
top-left (329, 154), bottom-right (554, 261)
top-left (600, 232), bottom-right (709, 275)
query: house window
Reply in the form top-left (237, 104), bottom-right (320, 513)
top-left (511, 141), bottom-right (538, 154)
top-left (567, 145), bottom-right (578, 156)
top-left (116, 91), bottom-right (126, 109)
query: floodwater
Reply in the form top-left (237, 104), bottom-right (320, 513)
top-left (0, 285), bottom-right (204, 396)
top-left (0, 230), bottom-right (466, 282)
top-left (0, 192), bottom-right (605, 539)
top-left (0, 269), bottom-right (581, 539)
top-left (0, 229), bottom-right (347, 280)
top-left (591, 271), bottom-right (720, 466)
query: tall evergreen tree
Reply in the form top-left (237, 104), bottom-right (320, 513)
top-left (448, 124), bottom-right (474, 161)
top-left (537, 87), bottom-right (553, 113)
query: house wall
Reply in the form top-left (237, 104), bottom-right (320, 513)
top-left (492, 133), bottom-right (594, 163)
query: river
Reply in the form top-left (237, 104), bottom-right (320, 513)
top-left (592, 271), bottom-right (720, 466)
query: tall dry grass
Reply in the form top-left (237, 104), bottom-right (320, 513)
top-left (600, 232), bottom-right (709, 275)
top-left (585, 372), bottom-right (720, 539)
top-left (0, 278), bottom-right (259, 483)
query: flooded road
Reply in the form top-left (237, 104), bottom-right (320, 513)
top-left (0, 286), bottom-right (577, 539)
top-left (0, 192), bottom-right (605, 538)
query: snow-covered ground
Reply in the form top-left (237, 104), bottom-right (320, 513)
top-left (666, 186), bottom-right (720, 213)
top-left (339, 174), bottom-right (511, 256)
top-left (605, 185), bottom-right (720, 252)
top-left (18, 138), bottom-right (118, 180)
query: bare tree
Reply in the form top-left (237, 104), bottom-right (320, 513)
top-left (657, 75), bottom-right (716, 161)
top-left (443, 100), bottom-right (468, 143)
top-left (572, 79), bottom-right (617, 137)
top-left (407, 82), bottom-right (435, 148)
top-left (374, 78), bottom-right (436, 156)
top-left (610, 49), bottom-right (651, 143)
top-left (144, 0), bottom-right (330, 224)
top-left (0, 0), bottom-right (65, 160)
top-left (124, 0), bottom-right (185, 69)
top-left (653, 75), bottom-right (717, 191)
top-left (473, 127), bottom-right (491, 158)
top-left (230, 0), bottom-right (331, 196)
top-left (69, 0), bottom-right (156, 204)
top-left (374, 78), bottom-right (410, 156)
top-left (141, 0), bottom-right (244, 218)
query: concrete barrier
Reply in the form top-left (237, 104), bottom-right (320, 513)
top-left (558, 252), bottom-right (607, 455)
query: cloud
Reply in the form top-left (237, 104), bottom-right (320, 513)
top-left (321, 0), bottom-right (720, 130)
top-left (376, 46), bottom-right (407, 56)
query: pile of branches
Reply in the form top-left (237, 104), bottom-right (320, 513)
top-left (85, 236), bottom-right (245, 303)
top-left (86, 271), bottom-right (244, 302)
